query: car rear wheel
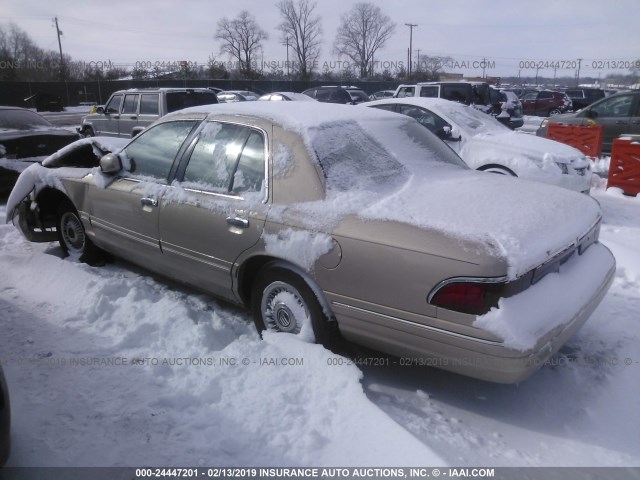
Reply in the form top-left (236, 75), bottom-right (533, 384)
top-left (56, 201), bottom-right (103, 264)
top-left (549, 108), bottom-right (562, 116)
top-left (251, 265), bottom-right (340, 348)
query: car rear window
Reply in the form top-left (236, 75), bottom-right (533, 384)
top-left (166, 91), bottom-right (219, 113)
top-left (309, 118), bottom-right (466, 193)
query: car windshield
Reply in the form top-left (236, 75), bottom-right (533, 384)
top-left (437, 103), bottom-right (508, 136)
top-left (309, 117), bottom-right (467, 193)
top-left (0, 110), bottom-right (53, 130)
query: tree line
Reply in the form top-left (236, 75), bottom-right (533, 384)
top-left (2, 1), bottom-right (639, 85)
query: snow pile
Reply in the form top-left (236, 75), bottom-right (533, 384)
top-left (0, 203), bottom-right (444, 466)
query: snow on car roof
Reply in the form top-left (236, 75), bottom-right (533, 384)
top-left (172, 100), bottom-right (401, 128)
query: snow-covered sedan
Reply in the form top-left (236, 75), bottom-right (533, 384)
top-left (6, 102), bottom-right (615, 383)
top-left (365, 98), bottom-right (592, 193)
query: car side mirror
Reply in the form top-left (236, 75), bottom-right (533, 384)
top-left (436, 125), bottom-right (452, 140)
top-left (448, 126), bottom-right (462, 142)
top-left (586, 109), bottom-right (598, 119)
top-left (96, 106), bottom-right (104, 114)
top-left (99, 153), bottom-right (122, 174)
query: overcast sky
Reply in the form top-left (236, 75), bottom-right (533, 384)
top-left (2, 0), bottom-right (639, 79)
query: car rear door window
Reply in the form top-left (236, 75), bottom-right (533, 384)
top-left (182, 122), bottom-right (265, 194)
top-left (123, 120), bottom-right (197, 180)
top-left (419, 86), bottom-right (439, 98)
top-left (139, 94), bottom-right (160, 115)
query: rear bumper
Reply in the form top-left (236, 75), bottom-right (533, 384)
top-left (332, 243), bottom-right (615, 384)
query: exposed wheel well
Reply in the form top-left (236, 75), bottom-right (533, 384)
top-left (35, 188), bottom-right (73, 228)
top-left (236, 255), bottom-right (333, 320)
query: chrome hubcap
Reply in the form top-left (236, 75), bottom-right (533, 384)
top-left (61, 212), bottom-right (85, 254)
top-left (261, 281), bottom-right (310, 334)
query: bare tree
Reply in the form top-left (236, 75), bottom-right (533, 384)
top-left (276, 0), bottom-right (322, 79)
top-left (415, 54), bottom-right (454, 81)
top-left (333, 3), bottom-right (395, 78)
top-left (215, 11), bottom-right (268, 78)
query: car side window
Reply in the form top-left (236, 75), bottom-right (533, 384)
top-left (139, 94), bottom-right (159, 115)
top-left (182, 122), bottom-right (265, 194)
top-left (591, 94), bottom-right (634, 118)
top-left (419, 86), bottom-right (439, 98)
top-left (122, 94), bottom-right (139, 115)
top-left (123, 120), bottom-right (196, 181)
top-left (539, 91), bottom-right (553, 99)
top-left (369, 104), bottom-right (396, 112)
top-left (522, 92), bottom-right (537, 101)
top-left (105, 95), bottom-right (123, 113)
top-left (398, 105), bottom-right (447, 133)
top-left (396, 87), bottom-right (415, 98)
top-left (232, 131), bottom-right (265, 194)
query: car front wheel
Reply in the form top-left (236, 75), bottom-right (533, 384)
top-left (82, 127), bottom-right (95, 137)
top-left (251, 265), bottom-right (339, 348)
top-left (56, 201), bottom-right (103, 264)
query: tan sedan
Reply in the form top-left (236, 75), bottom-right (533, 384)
top-left (8, 102), bottom-right (615, 383)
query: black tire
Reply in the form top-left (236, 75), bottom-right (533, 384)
top-left (82, 127), bottom-right (95, 138)
top-left (56, 201), bottom-right (103, 265)
top-left (549, 108), bottom-right (562, 116)
top-left (251, 265), bottom-right (340, 349)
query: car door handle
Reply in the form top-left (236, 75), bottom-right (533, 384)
top-left (226, 216), bottom-right (249, 228)
top-left (129, 116), bottom-right (137, 120)
top-left (140, 197), bottom-right (158, 207)
top-left (632, 120), bottom-right (640, 124)
top-left (615, 120), bottom-right (628, 125)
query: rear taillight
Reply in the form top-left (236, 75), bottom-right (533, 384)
top-left (429, 281), bottom-right (505, 316)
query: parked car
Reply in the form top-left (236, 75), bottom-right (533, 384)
top-left (366, 97), bottom-right (592, 193)
top-left (78, 88), bottom-right (219, 138)
top-left (369, 90), bottom-right (395, 101)
top-left (394, 82), bottom-right (523, 129)
top-left (0, 106), bottom-right (80, 194)
top-left (537, 91), bottom-right (640, 154)
top-left (493, 89), bottom-right (524, 129)
top-left (520, 90), bottom-right (573, 116)
top-left (6, 102), bottom-right (615, 384)
top-left (24, 92), bottom-right (64, 112)
top-left (565, 88), bottom-right (606, 111)
top-left (258, 92), bottom-right (316, 102)
top-left (302, 86), bottom-right (369, 104)
top-left (394, 82), bottom-right (492, 107)
top-left (216, 91), bottom-right (260, 103)
top-left (0, 364), bottom-right (10, 467)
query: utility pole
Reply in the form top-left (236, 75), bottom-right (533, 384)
top-left (282, 36), bottom-right (290, 78)
top-left (576, 58), bottom-right (583, 87)
top-left (53, 17), bottom-right (64, 80)
top-left (405, 23), bottom-right (417, 77)
top-left (416, 49), bottom-right (420, 73)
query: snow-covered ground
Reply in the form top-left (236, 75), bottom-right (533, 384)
top-left (1, 181), bottom-right (639, 467)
